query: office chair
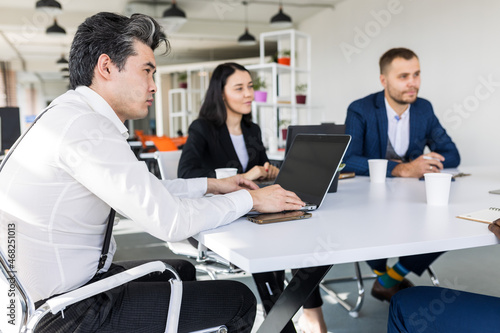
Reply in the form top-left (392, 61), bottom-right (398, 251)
top-left (0, 247), bottom-right (227, 333)
top-left (320, 262), bottom-right (440, 318)
top-left (154, 151), bottom-right (245, 280)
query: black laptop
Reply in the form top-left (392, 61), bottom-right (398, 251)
top-left (251, 133), bottom-right (351, 213)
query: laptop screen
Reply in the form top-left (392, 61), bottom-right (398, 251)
top-left (285, 124), bottom-right (346, 156)
top-left (275, 134), bottom-right (351, 207)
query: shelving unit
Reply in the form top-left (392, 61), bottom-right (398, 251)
top-left (246, 29), bottom-right (312, 148)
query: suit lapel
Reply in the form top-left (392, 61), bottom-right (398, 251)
top-left (375, 91), bottom-right (388, 157)
top-left (219, 124), bottom-right (243, 171)
top-left (408, 103), bottom-right (419, 160)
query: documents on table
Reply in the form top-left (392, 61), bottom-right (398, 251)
top-left (457, 207), bottom-right (500, 224)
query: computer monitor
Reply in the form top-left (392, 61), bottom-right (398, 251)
top-left (0, 107), bottom-right (21, 152)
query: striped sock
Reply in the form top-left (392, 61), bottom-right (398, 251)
top-left (377, 262), bottom-right (410, 288)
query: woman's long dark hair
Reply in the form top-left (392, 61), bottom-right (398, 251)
top-left (198, 62), bottom-right (253, 127)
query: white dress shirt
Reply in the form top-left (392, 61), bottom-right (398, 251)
top-left (0, 86), bottom-right (252, 302)
top-left (385, 97), bottom-right (410, 158)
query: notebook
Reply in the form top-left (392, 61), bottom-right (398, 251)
top-left (457, 207), bottom-right (500, 224)
top-left (249, 133), bottom-right (351, 214)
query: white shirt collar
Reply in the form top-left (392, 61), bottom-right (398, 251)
top-left (75, 86), bottom-right (129, 139)
top-left (384, 97), bottom-right (410, 121)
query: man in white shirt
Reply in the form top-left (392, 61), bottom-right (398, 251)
top-left (0, 12), bottom-right (304, 333)
top-left (343, 48), bottom-right (460, 304)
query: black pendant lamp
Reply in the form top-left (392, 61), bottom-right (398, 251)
top-left (56, 54), bottom-right (69, 65)
top-left (238, 2), bottom-right (256, 46)
top-left (46, 18), bottom-right (66, 35)
top-left (162, 0), bottom-right (187, 24)
top-left (270, 1), bottom-right (292, 28)
top-left (36, 0), bottom-right (62, 16)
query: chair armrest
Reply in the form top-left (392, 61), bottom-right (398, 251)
top-left (46, 261), bottom-right (174, 314)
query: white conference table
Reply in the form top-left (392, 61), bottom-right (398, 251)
top-left (195, 166), bottom-right (500, 332)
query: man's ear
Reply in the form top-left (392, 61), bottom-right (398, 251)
top-left (380, 74), bottom-right (387, 88)
top-left (95, 54), bottom-right (113, 80)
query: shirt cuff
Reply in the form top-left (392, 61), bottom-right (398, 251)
top-left (222, 189), bottom-right (253, 217)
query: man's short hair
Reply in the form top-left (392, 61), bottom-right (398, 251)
top-left (69, 12), bottom-right (169, 89)
top-left (379, 48), bottom-right (418, 74)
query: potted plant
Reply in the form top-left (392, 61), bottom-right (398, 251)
top-left (277, 49), bottom-right (291, 66)
top-left (253, 76), bottom-right (267, 103)
top-left (178, 72), bottom-right (187, 89)
top-left (296, 83), bottom-right (307, 104)
top-left (279, 119), bottom-right (291, 141)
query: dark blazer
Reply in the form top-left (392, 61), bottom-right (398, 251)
top-left (178, 118), bottom-right (269, 178)
top-left (344, 91), bottom-right (460, 176)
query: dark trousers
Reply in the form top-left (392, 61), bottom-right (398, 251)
top-left (36, 259), bottom-right (256, 333)
top-left (252, 268), bottom-right (324, 333)
top-left (367, 252), bottom-right (443, 276)
top-left (388, 286), bottom-right (500, 333)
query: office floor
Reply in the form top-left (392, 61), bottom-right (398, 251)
top-left (113, 219), bottom-right (500, 333)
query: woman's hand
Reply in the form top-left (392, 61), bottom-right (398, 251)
top-left (242, 162), bottom-right (280, 181)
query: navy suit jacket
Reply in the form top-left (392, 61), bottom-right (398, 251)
top-left (343, 91), bottom-right (460, 176)
top-left (178, 118), bottom-right (269, 178)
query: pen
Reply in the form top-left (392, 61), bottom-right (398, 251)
top-left (423, 156), bottom-right (441, 161)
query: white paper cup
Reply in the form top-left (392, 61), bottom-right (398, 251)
top-left (215, 168), bottom-right (238, 179)
top-left (368, 159), bottom-right (388, 183)
top-left (424, 173), bottom-right (453, 206)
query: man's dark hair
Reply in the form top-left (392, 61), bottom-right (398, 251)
top-left (69, 12), bottom-right (169, 89)
top-left (198, 62), bottom-right (252, 127)
top-left (379, 48), bottom-right (418, 74)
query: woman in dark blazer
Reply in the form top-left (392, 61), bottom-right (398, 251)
top-left (178, 62), bottom-right (278, 181)
top-left (178, 62), bottom-right (327, 333)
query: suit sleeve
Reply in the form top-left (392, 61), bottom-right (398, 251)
top-left (343, 103), bottom-right (371, 176)
top-left (426, 113), bottom-right (461, 168)
top-left (178, 120), bottom-right (215, 178)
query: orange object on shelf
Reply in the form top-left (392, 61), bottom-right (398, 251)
top-left (134, 130), bottom-right (187, 151)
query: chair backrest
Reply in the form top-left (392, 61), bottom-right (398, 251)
top-left (154, 150), bottom-right (183, 180)
top-left (1, 244), bottom-right (33, 333)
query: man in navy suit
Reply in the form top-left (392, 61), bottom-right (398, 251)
top-left (344, 48), bottom-right (460, 302)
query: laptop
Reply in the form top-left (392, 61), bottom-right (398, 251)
top-left (250, 133), bottom-right (351, 214)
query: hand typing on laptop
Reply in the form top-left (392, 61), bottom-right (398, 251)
top-left (249, 184), bottom-right (305, 213)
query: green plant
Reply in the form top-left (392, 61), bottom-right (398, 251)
top-left (178, 72), bottom-right (187, 82)
top-left (296, 83), bottom-right (307, 95)
top-left (278, 49), bottom-right (291, 57)
top-left (252, 76), bottom-right (267, 91)
top-left (279, 119), bottom-right (291, 128)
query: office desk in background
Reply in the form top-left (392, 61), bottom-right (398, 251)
top-left (195, 166), bottom-right (500, 332)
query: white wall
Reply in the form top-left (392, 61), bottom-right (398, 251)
top-left (299, 0), bottom-right (500, 168)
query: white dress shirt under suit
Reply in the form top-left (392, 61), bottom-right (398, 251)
top-left (0, 86), bottom-right (253, 302)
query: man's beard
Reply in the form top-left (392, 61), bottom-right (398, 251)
top-left (388, 88), bottom-right (418, 105)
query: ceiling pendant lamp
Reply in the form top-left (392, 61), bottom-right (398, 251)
top-left (46, 19), bottom-right (66, 35)
top-left (162, 0), bottom-right (187, 24)
top-left (270, 1), bottom-right (293, 28)
top-left (56, 54), bottom-right (68, 65)
top-left (35, 0), bottom-right (62, 16)
top-left (238, 2), bottom-right (256, 46)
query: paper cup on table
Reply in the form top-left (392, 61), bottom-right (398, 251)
top-left (368, 159), bottom-right (388, 183)
top-left (424, 173), bottom-right (452, 206)
top-left (215, 168), bottom-right (238, 179)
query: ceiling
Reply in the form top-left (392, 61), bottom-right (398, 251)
top-left (0, 0), bottom-right (344, 84)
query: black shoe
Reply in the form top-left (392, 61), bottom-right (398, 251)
top-left (371, 278), bottom-right (414, 302)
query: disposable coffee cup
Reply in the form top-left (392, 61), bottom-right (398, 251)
top-left (215, 168), bottom-right (238, 179)
top-left (368, 159), bottom-right (388, 183)
top-left (424, 173), bottom-right (452, 206)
